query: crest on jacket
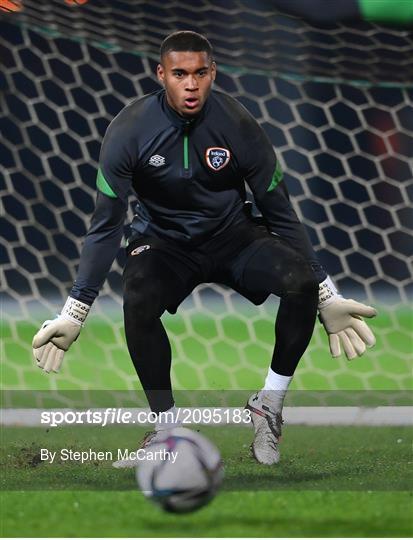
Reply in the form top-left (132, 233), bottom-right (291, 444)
top-left (205, 147), bottom-right (231, 171)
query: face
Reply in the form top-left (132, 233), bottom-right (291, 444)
top-left (157, 51), bottom-right (216, 117)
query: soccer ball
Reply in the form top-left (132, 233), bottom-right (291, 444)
top-left (136, 427), bottom-right (223, 513)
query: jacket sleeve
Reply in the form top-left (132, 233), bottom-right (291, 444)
top-left (242, 117), bottom-right (326, 282)
top-left (69, 192), bottom-right (128, 305)
top-left (69, 114), bottom-right (135, 305)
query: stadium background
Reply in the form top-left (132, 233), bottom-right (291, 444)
top-left (1, 0), bottom-right (412, 397)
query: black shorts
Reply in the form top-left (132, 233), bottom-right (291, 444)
top-left (123, 221), bottom-right (311, 314)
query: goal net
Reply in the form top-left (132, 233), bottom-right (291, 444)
top-left (1, 1), bottom-right (412, 404)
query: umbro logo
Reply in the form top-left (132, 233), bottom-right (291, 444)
top-left (149, 155), bottom-right (165, 167)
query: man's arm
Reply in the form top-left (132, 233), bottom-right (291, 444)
top-left (32, 112), bottom-right (135, 372)
top-left (32, 189), bottom-right (128, 372)
top-left (242, 118), bottom-right (326, 281)
top-left (69, 191), bottom-right (127, 305)
top-left (242, 117), bottom-right (376, 359)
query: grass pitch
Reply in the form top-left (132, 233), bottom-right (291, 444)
top-left (1, 425), bottom-right (412, 537)
top-left (2, 305), bottom-right (412, 536)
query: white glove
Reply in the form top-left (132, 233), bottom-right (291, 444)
top-left (32, 297), bottom-right (90, 373)
top-left (318, 276), bottom-right (377, 360)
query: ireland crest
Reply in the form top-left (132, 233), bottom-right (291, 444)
top-left (205, 147), bottom-right (231, 171)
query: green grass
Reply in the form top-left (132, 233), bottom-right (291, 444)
top-left (2, 305), bottom-right (412, 536)
top-left (2, 491), bottom-right (411, 538)
top-left (1, 425), bottom-right (412, 537)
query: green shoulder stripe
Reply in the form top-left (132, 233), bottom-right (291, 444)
top-left (266, 161), bottom-right (283, 192)
top-left (96, 168), bottom-right (118, 198)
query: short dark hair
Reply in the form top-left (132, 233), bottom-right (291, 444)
top-left (160, 31), bottom-right (213, 61)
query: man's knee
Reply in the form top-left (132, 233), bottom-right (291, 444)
top-left (123, 275), bottom-right (166, 323)
top-left (297, 270), bottom-right (319, 297)
top-left (281, 259), bottom-right (318, 298)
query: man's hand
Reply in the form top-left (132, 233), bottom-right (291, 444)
top-left (32, 318), bottom-right (82, 372)
top-left (32, 297), bottom-right (90, 373)
top-left (318, 276), bottom-right (377, 360)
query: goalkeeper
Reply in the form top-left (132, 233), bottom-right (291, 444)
top-left (32, 31), bottom-right (376, 466)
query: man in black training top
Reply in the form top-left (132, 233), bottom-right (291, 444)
top-left (33, 31), bottom-right (377, 466)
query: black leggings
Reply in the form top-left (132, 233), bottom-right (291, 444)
top-left (123, 230), bottom-right (318, 412)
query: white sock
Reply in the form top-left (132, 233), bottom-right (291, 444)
top-left (261, 368), bottom-right (293, 411)
top-left (155, 405), bottom-right (181, 431)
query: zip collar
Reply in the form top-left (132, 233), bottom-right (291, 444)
top-left (160, 90), bottom-right (210, 130)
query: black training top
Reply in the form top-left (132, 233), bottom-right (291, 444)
top-left (70, 89), bottom-right (325, 305)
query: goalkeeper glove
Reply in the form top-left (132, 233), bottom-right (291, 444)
top-left (318, 276), bottom-right (377, 360)
top-left (32, 297), bottom-right (90, 373)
